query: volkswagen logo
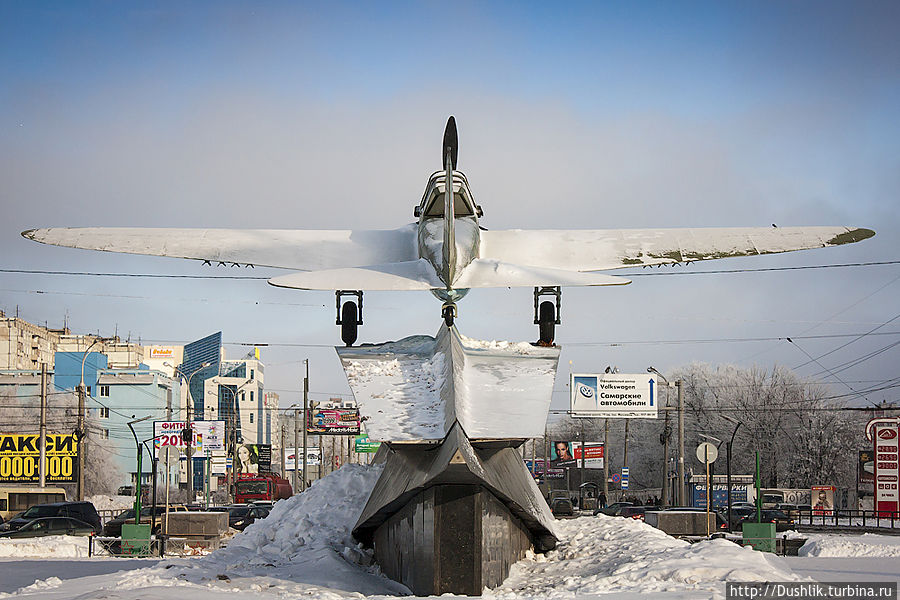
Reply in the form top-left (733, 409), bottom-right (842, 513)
top-left (577, 383), bottom-right (594, 398)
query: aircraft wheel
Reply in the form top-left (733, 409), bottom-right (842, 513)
top-left (442, 304), bottom-right (455, 328)
top-left (341, 301), bottom-right (359, 346)
top-left (538, 300), bottom-right (556, 345)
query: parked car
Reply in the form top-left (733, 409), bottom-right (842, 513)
top-left (103, 504), bottom-right (189, 536)
top-left (737, 509), bottom-right (795, 532)
top-left (550, 498), bottom-right (575, 517)
top-left (3, 501), bottom-right (101, 534)
top-left (594, 502), bottom-right (634, 516)
top-left (224, 504), bottom-right (271, 531)
top-left (774, 503), bottom-right (800, 519)
top-left (619, 506), bottom-right (652, 520)
top-left (725, 506), bottom-right (758, 530)
top-left (0, 516), bottom-right (96, 539)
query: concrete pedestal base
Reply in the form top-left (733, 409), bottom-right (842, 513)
top-left (353, 424), bottom-right (557, 596)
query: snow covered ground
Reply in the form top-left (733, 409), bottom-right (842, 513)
top-left (0, 464), bottom-right (897, 599)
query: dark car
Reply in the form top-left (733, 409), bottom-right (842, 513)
top-left (619, 506), bottom-right (652, 520)
top-left (726, 506), bottom-right (758, 530)
top-left (594, 501), bottom-right (634, 516)
top-left (225, 504), bottom-right (271, 531)
top-left (550, 498), bottom-right (575, 517)
top-left (4, 501), bottom-right (101, 534)
top-left (737, 509), bottom-right (795, 532)
top-left (0, 517), bottom-right (96, 539)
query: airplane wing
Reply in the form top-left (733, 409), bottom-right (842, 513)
top-left (479, 226), bottom-right (874, 272)
top-left (21, 225), bottom-right (419, 271)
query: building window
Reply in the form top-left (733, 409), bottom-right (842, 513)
top-left (249, 413), bottom-right (254, 424)
top-left (101, 429), bottom-right (109, 439)
top-left (250, 369), bottom-right (254, 380)
top-left (100, 385), bottom-right (110, 397)
top-left (99, 407), bottom-right (109, 419)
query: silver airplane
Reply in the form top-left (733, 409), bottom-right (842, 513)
top-left (23, 116), bottom-right (874, 344)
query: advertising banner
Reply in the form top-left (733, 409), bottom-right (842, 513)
top-left (550, 441), bottom-right (577, 468)
top-left (812, 485), bottom-right (836, 516)
top-left (570, 373), bottom-right (659, 418)
top-left (153, 420), bottom-right (226, 457)
top-left (354, 435), bottom-right (381, 453)
top-left (692, 483), bottom-right (750, 509)
top-left (573, 443), bottom-right (604, 469)
top-left (859, 449), bottom-right (875, 484)
top-left (523, 458), bottom-right (565, 479)
top-left (285, 447), bottom-right (321, 470)
top-left (236, 444), bottom-right (271, 474)
top-left (0, 433), bottom-right (77, 483)
top-left (307, 406), bottom-right (361, 435)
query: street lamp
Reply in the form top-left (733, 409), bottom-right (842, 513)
top-left (164, 361), bottom-right (211, 501)
top-left (76, 336), bottom-right (108, 501)
top-left (286, 403), bottom-right (303, 493)
top-left (648, 367), bottom-right (684, 506)
top-left (126, 415), bottom-right (153, 524)
top-left (721, 414), bottom-right (743, 531)
top-left (209, 379), bottom-right (252, 502)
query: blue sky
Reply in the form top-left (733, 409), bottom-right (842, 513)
top-left (1, 2), bottom-right (898, 413)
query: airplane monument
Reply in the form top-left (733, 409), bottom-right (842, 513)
top-left (23, 117), bottom-right (874, 595)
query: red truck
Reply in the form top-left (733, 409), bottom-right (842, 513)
top-left (234, 472), bottom-right (293, 504)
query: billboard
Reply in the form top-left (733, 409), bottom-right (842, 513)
top-left (236, 443), bottom-right (271, 474)
top-left (354, 435), bottom-right (381, 453)
top-left (812, 485), bottom-right (836, 516)
top-left (523, 459), bottom-right (565, 479)
top-left (859, 449), bottom-right (875, 484)
top-left (570, 373), bottom-right (659, 418)
top-left (0, 433), bottom-right (77, 484)
top-left (549, 441), bottom-right (604, 469)
top-left (307, 406), bottom-right (361, 435)
top-left (285, 447), bottom-right (321, 470)
top-left (153, 420), bottom-right (226, 457)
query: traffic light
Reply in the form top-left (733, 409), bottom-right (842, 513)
top-left (181, 426), bottom-right (193, 444)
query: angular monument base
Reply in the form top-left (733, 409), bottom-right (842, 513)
top-left (353, 424), bottom-right (557, 596)
top-left (373, 484), bottom-right (532, 596)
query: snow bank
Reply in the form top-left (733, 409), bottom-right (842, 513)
top-left (0, 535), bottom-right (90, 558)
top-left (488, 515), bottom-right (801, 598)
top-left (799, 533), bottom-right (900, 558)
top-left (102, 463), bottom-right (408, 598)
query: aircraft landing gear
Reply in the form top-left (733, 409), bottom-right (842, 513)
top-left (442, 302), bottom-right (457, 328)
top-left (336, 290), bottom-right (363, 347)
top-left (533, 286), bottom-right (561, 346)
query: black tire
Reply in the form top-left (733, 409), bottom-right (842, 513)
top-left (538, 301), bottom-right (555, 344)
top-left (443, 305), bottom-right (454, 327)
top-left (340, 301), bottom-right (358, 346)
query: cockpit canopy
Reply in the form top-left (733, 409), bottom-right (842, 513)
top-left (415, 171), bottom-right (482, 219)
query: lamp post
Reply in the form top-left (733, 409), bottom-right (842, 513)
top-left (303, 359), bottom-right (309, 492)
top-left (126, 415), bottom-right (153, 524)
top-left (648, 367), bottom-right (684, 506)
top-left (165, 361), bottom-right (211, 501)
top-left (77, 337), bottom-right (106, 501)
top-left (210, 379), bottom-right (252, 502)
top-left (721, 414), bottom-right (743, 532)
top-left (286, 403), bottom-right (302, 493)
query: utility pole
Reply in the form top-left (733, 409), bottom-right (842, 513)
top-left (39, 364), bottom-right (47, 488)
top-left (280, 424), bottom-right (286, 479)
top-left (603, 418), bottom-right (609, 501)
top-left (302, 359), bottom-right (309, 491)
top-left (293, 408), bottom-right (299, 492)
top-left (677, 380), bottom-right (685, 507)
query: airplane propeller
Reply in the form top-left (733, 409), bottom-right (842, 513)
top-left (442, 116), bottom-right (458, 170)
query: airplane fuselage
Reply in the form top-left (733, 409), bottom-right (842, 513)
top-left (415, 170), bottom-right (482, 303)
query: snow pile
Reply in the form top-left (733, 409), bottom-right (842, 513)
top-left (488, 515), bottom-right (801, 598)
top-left (87, 495), bottom-right (135, 512)
top-left (457, 333), bottom-right (546, 355)
top-left (104, 463), bottom-right (407, 598)
top-left (799, 533), bottom-right (900, 558)
top-left (0, 535), bottom-right (90, 558)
